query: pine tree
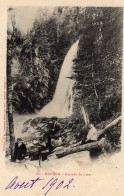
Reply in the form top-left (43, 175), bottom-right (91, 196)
top-left (7, 8), bottom-right (16, 161)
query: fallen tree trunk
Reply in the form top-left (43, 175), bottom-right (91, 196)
top-left (55, 140), bottom-right (103, 158)
top-left (97, 115), bottom-right (121, 140)
top-left (52, 116), bottom-right (121, 159)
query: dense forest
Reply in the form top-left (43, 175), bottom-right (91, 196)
top-left (7, 7), bottom-right (122, 161)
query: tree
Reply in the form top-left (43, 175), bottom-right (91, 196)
top-left (73, 7), bottom-right (122, 123)
top-left (7, 8), bottom-right (22, 161)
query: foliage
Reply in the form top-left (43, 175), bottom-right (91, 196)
top-left (73, 7), bottom-right (122, 123)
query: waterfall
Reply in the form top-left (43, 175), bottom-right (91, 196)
top-left (37, 40), bottom-right (79, 118)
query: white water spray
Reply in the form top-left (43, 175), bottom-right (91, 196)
top-left (37, 40), bottom-right (79, 118)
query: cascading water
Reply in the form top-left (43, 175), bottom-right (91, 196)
top-left (37, 40), bottom-right (79, 118)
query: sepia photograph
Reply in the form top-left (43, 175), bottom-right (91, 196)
top-left (6, 6), bottom-right (122, 170)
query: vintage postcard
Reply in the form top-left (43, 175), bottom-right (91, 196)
top-left (0, 0), bottom-right (124, 196)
